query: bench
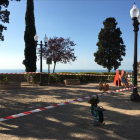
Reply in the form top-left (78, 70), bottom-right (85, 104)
top-left (63, 79), bottom-right (80, 85)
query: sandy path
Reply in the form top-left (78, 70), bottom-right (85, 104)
top-left (0, 80), bottom-right (140, 140)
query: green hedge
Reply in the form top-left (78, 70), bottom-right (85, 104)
top-left (24, 73), bottom-right (59, 83)
top-left (101, 72), bottom-right (116, 80)
top-left (24, 72), bottom-right (116, 84)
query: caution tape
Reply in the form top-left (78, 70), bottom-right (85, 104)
top-left (0, 72), bottom-right (41, 74)
top-left (0, 72), bottom-right (134, 77)
top-left (0, 86), bottom-right (136, 122)
top-left (0, 72), bottom-right (116, 76)
top-left (52, 73), bottom-right (115, 76)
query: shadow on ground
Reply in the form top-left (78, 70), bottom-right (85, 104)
top-left (0, 81), bottom-right (140, 140)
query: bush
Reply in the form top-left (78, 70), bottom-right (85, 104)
top-left (23, 71), bottom-right (116, 84)
top-left (56, 72), bottom-right (116, 83)
top-left (58, 75), bottom-right (78, 83)
top-left (77, 75), bottom-right (87, 83)
top-left (0, 75), bottom-right (8, 82)
top-left (24, 73), bottom-right (59, 83)
top-left (24, 74), bottom-right (40, 83)
top-left (108, 72), bottom-right (116, 80)
top-left (43, 74), bottom-right (59, 83)
top-left (101, 72), bottom-right (115, 80)
top-left (78, 72), bottom-right (105, 82)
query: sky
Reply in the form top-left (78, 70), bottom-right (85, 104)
top-left (0, 0), bottom-right (139, 71)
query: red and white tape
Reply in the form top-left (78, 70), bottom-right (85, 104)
top-left (0, 72), bottom-right (115, 76)
top-left (0, 72), bottom-right (40, 74)
top-left (52, 73), bottom-right (115, 76)
top-left (0, 86), bottom-right (136, 122)
top-left (53, 73), bottom-right (132, 77)
top-left (0, 72), bottom-right (133, 77)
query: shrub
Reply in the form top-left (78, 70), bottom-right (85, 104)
top-left (43, 74), bottom-right (59, 83)
top-left (24, 73), bottom-right (59, 83)
top-left (24, 74), bottom-right (40, 83)
top-left (23, 71), bottom-right (116, 84)
top-left (0, 75), bottom-right (8, 82)
top-left (79, 72), bottom-right (103, 82)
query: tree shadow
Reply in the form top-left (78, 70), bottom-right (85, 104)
top-left (0, 81), bottom-right (140, 139)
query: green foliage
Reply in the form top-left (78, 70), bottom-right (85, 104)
top-left (79, 72), bottom-right (101, 82)
top-left (94, 17), bottom-right (126, 72)
top-left (77, 75), bottom-right (87, 83)
top-left (22, 0), bottom-right (36, 72)
top-left (58, 75), bottom-right (78, 83)
top-left (24, 74), bottom-right (59, 83)
top-left (24, 72), bottom-right (116, 84)
top-left (49, 74), bottom-right (59, 83)
top-left (101, 72), bottom-right (115, 80)
top-left (0, 75), bottom-right (8, 82)
top-left (41, 37), bottom-right (77, 73)
top-left (57, 72), bottom-right (74, 74)
top-left (24, 74), bottom-right (40, 83)
top-left (0, 0), bottom-right (20, 41)
top-left (32, 74), bottom-right (40, 83)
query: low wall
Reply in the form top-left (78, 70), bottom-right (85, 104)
top-left (63, 79), bottom-right (80, 85)
top-left (0, 74), bottom-right (27, 82)
top-left (0, 82), bottom-right (21, 89)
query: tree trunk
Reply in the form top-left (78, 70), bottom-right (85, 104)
top-left (108, 68), bottom-right (110, 72)
top-left (53, 61), bottom-right (56, 73)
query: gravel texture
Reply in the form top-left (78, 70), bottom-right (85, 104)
top-left (0, 80), bottom-right (140, 140)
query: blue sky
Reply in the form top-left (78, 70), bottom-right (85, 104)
top-left (0, 0), bottom-right (139, 71)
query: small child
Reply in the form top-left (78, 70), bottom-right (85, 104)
top-left (119, 71), bottom-right (133, 88)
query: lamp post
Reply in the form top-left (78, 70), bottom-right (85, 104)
top-left (130, 3), bottom-right (140, 101)
top-left (34, 34), bottom-right (48, 86)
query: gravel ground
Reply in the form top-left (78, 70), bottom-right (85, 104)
top-left (0, 80), bottom-right (140, 140)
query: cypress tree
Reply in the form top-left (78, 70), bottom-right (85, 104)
top-left (94, 17), bottom-right (126, 72)
top-left (23, 0), bottom-right (36, 72)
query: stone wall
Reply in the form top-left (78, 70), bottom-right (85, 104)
top-left (0, 74), bottom-right (27, 82)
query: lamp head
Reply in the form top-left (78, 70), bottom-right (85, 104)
top-left (44, 34), bottom-right (48, 43)
top-left (130, 3), bottom-right (139, 19)
top-left (34, 34), bottom-right (39, 42)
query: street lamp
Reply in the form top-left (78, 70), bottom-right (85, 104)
top-left (130, 3), bottom-right (140, 101)
top-left (34, 34), bottom-right (48, 86)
